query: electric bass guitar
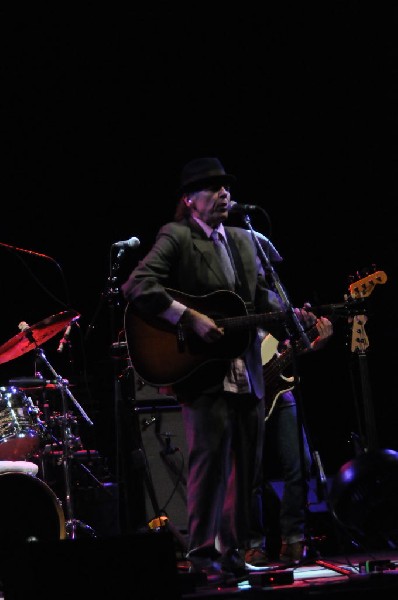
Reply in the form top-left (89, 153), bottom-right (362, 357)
top-left (349, 268), bottom-right (388, 453)
top-left (262, 270), bottom-right (387, 421)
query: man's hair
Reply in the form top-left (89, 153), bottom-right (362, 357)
top-left (174, 194), bottom-right (192, 221)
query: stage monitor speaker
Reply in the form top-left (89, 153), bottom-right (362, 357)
top-left (137, 402), bottom-right (188, 534)
top-left (330, 448), bottom-right (398, 550)
top-left (1, 531), bottom-right (181, 600)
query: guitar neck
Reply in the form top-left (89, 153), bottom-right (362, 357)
top-left (215, 310), bottom-right (286, 331)
top-left (214, 300), bottom-right (352, 334)
top-left (266, 322), bottom-right (320, 375)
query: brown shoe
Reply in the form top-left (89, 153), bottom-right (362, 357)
top-left (244, 547), bottom-right (269, 568)
top-left (279, 541), bottom-right (305, 564)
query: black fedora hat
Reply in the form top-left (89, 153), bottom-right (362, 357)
top-left (179, 157), bottom-right (236, 193)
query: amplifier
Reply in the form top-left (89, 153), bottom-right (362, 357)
top-left (135, 402), bottom-right (188, 534)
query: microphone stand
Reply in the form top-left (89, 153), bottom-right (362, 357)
top-left (106, 247), bottom-right (149, 535)
top-left (245, 218), bottom-right (311, 350)
top-left (85, 240), bottom-right (146, 534)
top-left (108, 250), bottom-right (188, 551)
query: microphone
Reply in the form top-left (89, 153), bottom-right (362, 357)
top-left (112, 236), bottom-right (140, 250)
top-left (18, 321), bottom-right (30, 332)
top-left (228, 201), bottom-right (259, 213)
top-left (18, 321), bottom-right (35, 344)
top-left (57, 325), bottom-right (72, 353)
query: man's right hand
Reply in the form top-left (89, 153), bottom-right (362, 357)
top-left (180, 308), bottom-right (224, 343)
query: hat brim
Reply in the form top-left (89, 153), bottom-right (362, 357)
top-left (179, 173), bottom-right (236, 194)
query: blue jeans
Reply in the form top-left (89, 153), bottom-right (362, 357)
top-left (269, 392), bottom-right (312, 544)
top-left (250, 391), bottom-right (312, 549)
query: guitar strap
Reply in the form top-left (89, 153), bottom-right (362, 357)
top-left (225, 232), bottom-right (255, 314)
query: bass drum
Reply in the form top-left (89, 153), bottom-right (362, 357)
top-left (0, 471), bottom-right (66, 544)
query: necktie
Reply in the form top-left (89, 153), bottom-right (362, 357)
top-left (211, 230), bottom-right (236, 288)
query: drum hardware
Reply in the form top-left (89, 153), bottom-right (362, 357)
top-left (10, 377), bottom-right (108, 529)
top-left (9, 376), bottom-right (73, 391)
top-left (38, 411), bottom-right (84, 481)
top-left (43, 411), bottom-right (83, 455)
top-left (3, 314), bottom-right (96, 539)
top-left (32, 349), bottom-right (95, 539)
top-left (45, 448), bottom-right (100, 460)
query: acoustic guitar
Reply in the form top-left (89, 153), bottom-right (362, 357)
top-left (124, 272), bottom-right (386, 389)
top-left (124, 288), bottom-right (286, 386)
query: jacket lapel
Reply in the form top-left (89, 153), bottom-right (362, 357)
top-left (189, 219), bottom-right (232, 286)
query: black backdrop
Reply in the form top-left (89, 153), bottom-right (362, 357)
top-left (1, 5), bottom-right (397, 485)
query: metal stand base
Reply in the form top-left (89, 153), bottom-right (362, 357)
top-left (66, 518), bottom-right (97, 539)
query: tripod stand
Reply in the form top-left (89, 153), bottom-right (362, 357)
top-left (33, 346), bottom-right (96, 539)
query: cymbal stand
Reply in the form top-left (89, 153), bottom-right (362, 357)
top-left (34, 346), bottom-right (96, 539)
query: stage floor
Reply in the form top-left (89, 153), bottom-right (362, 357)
top-left (178, 550), bottom-right (398, 599)
top-left (0, 533), bottom-right (397, 599)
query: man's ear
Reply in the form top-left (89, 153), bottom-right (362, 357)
top-left (183, 195), bottom-right (193, 208)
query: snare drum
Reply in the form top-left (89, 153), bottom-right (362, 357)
top-left (0, 386), bottom-right (42, 460)
top-left (0, 470), bottom-right (66, 544)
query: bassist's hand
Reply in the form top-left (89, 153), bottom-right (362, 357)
top-left (295, 304), bottom-right (333, 351)
top-left (311, 316), bottom-right (333, 351)
top-left (294, 305), bottom-right (317, 330)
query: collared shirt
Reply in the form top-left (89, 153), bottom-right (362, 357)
top-left (159, 216), bottom-right (252, 394)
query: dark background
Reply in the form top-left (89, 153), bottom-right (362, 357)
top-left (1, 4), bottom-right (397, 482)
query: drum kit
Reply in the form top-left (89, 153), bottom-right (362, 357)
top-left (0, 310), bottom-right (97, 543)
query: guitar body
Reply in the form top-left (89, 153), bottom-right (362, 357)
top-left (124, 289), bottom-right (252, 386)
top-left (261, 334), bottom-right (295, 421)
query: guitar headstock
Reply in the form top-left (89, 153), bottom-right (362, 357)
top-left (351, 314), bottom-right (369, 353)
top-left (348, 269), bottom-right (386, 353)
top-left (349, 270), bottom-right (387, 300)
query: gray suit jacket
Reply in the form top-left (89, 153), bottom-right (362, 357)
top-left (121, 218), bottom-right (285, 399)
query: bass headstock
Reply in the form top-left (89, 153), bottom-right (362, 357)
top-left (348, 270), bottom-right (387, 300)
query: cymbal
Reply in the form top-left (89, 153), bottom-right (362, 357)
top-left (0, 310), bottom-right (80, 365)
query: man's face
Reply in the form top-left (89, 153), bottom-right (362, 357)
top-left (186, 184), bottom-right (231, 228)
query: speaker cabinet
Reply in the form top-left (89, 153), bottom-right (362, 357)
top-left (137, 402), bottom-right (188, 534)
